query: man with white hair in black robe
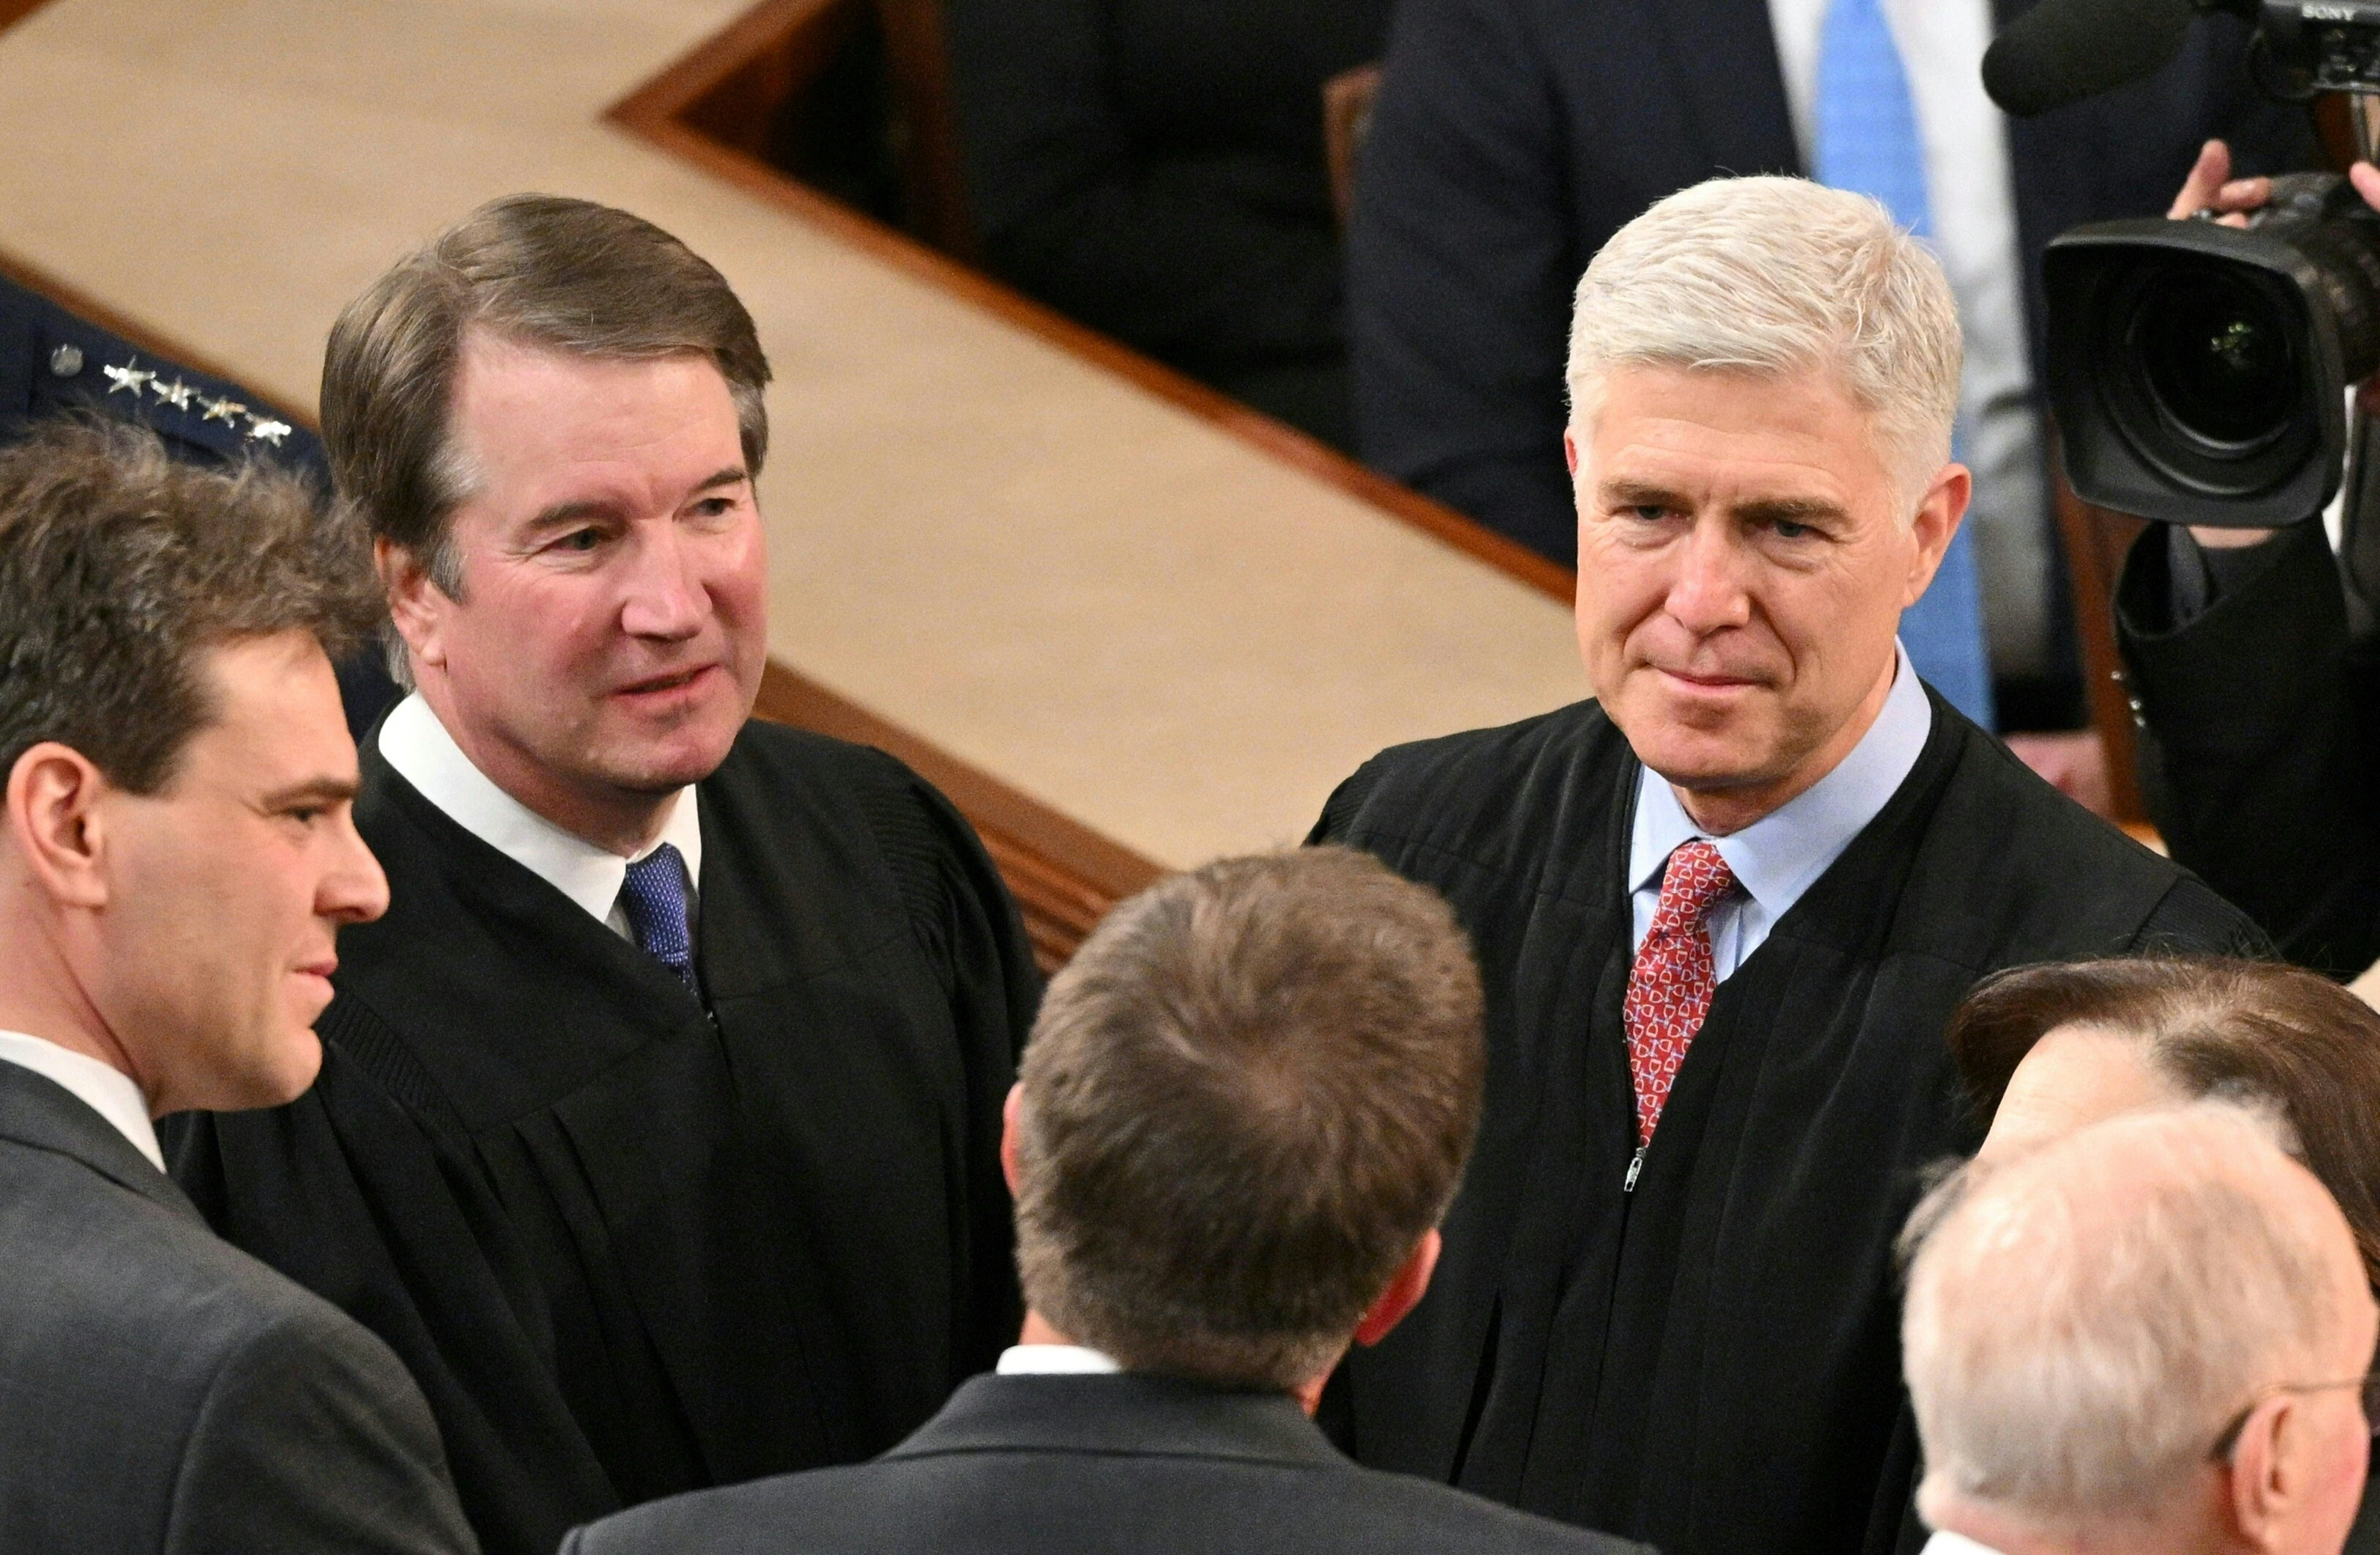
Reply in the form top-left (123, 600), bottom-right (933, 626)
top-left (1308, 174), bottom-right (2260, 1555)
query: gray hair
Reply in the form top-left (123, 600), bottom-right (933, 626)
top-left (1565, 176), bottom-right (1963, 504)
top-left (1013, 847), bottom-right (1485, 1392)
top-left (1901, 1102), bottom-right (2346, 1526)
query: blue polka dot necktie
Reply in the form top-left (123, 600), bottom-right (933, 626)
top-left (1812, 0), bottom-right (1998, 731)
top-left (619, 842), bottom-right (697, 991)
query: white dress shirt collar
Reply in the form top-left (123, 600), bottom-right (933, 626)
top-left (0, 1029), bottom-right (163, 1172)
top-left (1919, 1532), bottom-right (2005, 1555)
top-left (996, 1344), bottom-right (1123, 1375)
top-left (1631, 642), bottom-right (1933, 937)
top-left (378, 693), bottom-right (703, 932)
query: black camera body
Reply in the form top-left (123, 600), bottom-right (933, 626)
top-left (2045, 173), bottom-right (2380, 526)
top-left (2258, 1), bottom-right (2380, 92)
top-left (2021, 0), bottom-right (2380, 526)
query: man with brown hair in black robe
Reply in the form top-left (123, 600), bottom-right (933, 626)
top-left (168, 196), bottom-right (1037, 1555)
top-left (1309, 177), bottom-right (2258, 1555)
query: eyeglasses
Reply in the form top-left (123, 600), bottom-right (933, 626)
top-left (2208, 1372), bottom-right (2380, 1462)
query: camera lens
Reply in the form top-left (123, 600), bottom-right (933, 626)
top-left (2043, 177), bottom-right (2380, 525)
top-left (2130, 268), bottom-right (2297, 452)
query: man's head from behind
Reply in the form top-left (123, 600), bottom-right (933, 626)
top-left (1009, 847), bottom-right (1485, 1397)
top-left (1565, 176), bottom-right (1967, 832)
top-left (0, 420), bottom-right (389, 1115)
top-left (324, 194), bottom-right (773, 848)
top-left (1903, 1103), bottom-right (2376, 1555)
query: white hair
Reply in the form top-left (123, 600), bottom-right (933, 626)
top-left (1900, 1103), bottom-right (2343, 1526)
top-left (1565, 175), bottom-right (1963, 505)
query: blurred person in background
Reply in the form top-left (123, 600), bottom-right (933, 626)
top-left (941, 0), bottom-right (1389, 450)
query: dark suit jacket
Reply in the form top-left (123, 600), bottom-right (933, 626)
top-left (2114, 521), bottom-right (2380, 977)
top-left (562, 1372), bottom-right (1658, 1554)
top-left (0, 1060), bottom-right (474, 1555)
top-left (1348, 0), bottom-right (2318, 565)
top-left (942, 0), bottom-right (1394, 448)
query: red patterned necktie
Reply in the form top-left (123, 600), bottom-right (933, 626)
top-left (1623, 839), bottom-right (1738, 1147)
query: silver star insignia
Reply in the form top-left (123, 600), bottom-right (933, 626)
top-left (244, 416), bottom-right (292, 448)
top-left (198, 395), bottom-right (247, 424)
top-left (100, 359), bottom-right (154, 396)
top-left (149, 377), bottom-right (196, 411)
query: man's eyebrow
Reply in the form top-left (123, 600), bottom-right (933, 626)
top-left (1733, 495), bottom-right (1849, 525)
top-left (524, 498), bottom-right (609, 534)
top-left (521, 470), bottom-right (749, 534)
top-left (260, 776), bottom-right (360, 809)
top-left (1598, 477), bottom-right (1689, 509)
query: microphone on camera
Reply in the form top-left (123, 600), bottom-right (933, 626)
top-left (1981, 0), bottom-right (2200, 117)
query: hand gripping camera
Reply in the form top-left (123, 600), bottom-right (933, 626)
top-left (1997, 0), bottom-right (2380, 535)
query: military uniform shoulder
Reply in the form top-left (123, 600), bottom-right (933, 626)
top-left (0, 273), bottom-right (315, 472)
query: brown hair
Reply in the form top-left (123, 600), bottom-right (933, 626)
top-left (0, 417), bottom-right (382, 793)
top-left (1013, 846), bottom-right (1487, 1392)
top-left (1946, 957), bottom-right (2380, 1287)
top-left (320, 193), bottom-right (771, 590)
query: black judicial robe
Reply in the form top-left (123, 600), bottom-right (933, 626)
top-left (1308, 691), bottom-right (2260, 1555)
top-left (167, 721), bottom-right (1037, 1555)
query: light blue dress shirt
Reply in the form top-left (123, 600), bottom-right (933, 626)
top-left (1628, 644), bottom-right (1934, 979)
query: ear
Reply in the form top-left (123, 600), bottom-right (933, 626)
top-left (1353, 1229), bottom-right (1443, 1349)
top-left (377, 535), bottom-right (451, 676)
top-left (1898, 463), bottom-right (1971, 611)
top-left (1000, 1082), bottom-right (1024, 1198)
top-left (2226, 1392), bottom-right (2315, 1547)
top-left (7, 743), bottom-right (115, 911)
top-left (1563, 429), bottom-right (1582, 479)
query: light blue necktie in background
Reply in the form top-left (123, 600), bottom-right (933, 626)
top-left (1814, 0), bottom-right (1997, 729)
top-left (620, 842), bottom-right (698, 991)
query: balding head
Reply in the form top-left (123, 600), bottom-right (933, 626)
top-left (1903, 1103), bottom-right (2374, 1553)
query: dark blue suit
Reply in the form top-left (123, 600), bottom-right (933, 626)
top-left (1347, 0), bottom-right (2317, 574)
top-left (0, 273), bottom-right (400, 735)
